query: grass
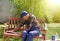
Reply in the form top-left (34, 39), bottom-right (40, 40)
top-left (0, 23), bottom-right (60, 41)
top-left (46, 23), bottom-right (60, 39)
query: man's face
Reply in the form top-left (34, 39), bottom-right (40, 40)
top-left (22, 15), bottom-right (29, 20)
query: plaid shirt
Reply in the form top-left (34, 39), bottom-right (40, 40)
top-left (20, 14), bottom-right (40, 30)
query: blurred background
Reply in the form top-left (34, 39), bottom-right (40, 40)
top-left (0, 0), bottom-right (60, 40)
top-left (0, 0), bottom-right (60, 23)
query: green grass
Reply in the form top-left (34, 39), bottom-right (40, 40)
top-left (0, 23), bottom-right (60, 41)
top-left (0, 38), bottom-right (2, 41)
top-left (46, 23), bottom-right (60, 39)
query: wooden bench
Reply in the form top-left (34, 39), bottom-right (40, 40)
top-left (2, 17), bottom-right (47, 41)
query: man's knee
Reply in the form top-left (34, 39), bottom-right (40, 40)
top-left (28, 31), bottom-right (39, 37)
top-left (22, 30), bottom-right (27, 35)
top-left (28, 31), bottom-right (34, 36)
top-left (23, 30), bottom-right (27, 33)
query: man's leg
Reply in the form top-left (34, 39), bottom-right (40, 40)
top-left (22, 30), bottom-right (28, 41)
top-left (27, 30), bottom-right (40, 41)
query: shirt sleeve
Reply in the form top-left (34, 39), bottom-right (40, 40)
top-left (31, 14), bottom-right (40, 29)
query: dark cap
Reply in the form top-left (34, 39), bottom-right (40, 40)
top-left (20, 11), bottom-right (28, 18)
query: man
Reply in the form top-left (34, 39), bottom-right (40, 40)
top-left (20, 11), bottom-right (40, 41)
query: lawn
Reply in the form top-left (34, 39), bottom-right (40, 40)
top-left (0, 23), bottom-right (60, 41)
top-left (46, 23), bottom-right (60, 39)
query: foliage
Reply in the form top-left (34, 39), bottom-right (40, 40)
top-left (52, 13), bottom-right (60, 23)
top-left (9, 0), bottom-right (60, 23)
top-left (9, 0), bottom-right (44, 17)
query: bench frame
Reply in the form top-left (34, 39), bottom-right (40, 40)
top-left (2, 17), bottom-right (47, 41)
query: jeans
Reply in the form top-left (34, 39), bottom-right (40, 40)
top-left (22, 30), bottom-right (40, 41)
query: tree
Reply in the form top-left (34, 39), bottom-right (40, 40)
top-left (52, 14), bottom-right (60, 23)
top-left (9, 0), bottom-right (51, 23)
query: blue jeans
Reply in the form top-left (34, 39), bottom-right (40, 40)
top-left (22, 30), bottom-right (40, 41)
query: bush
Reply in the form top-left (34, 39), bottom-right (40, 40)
top-left (52, 14), bottom-right (60, 23)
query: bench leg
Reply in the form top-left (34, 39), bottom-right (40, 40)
top-left (2, 35), bottom-right (5, 41)
top-left (37, 38), bottom-right (39, 41)
top-left (43, 35), bottom-right (46, 41)
top-left (8, 36), bottom-right (10, 41)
